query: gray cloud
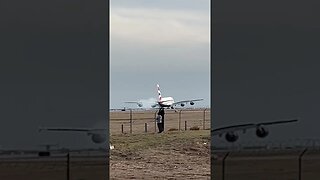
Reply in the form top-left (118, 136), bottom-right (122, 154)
top-left (110, 1), bottom-right (210, 109)
top-left (111, 7), bottom-right (209, 46)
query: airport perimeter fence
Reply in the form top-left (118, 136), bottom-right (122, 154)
top-left (0, 150), bottom-right (108, 180)
top-left (212, 148), bottom-right (320, 180)
top-left (110, 108), bottom-right (211, 135)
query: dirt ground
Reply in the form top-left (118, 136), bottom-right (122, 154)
top-left (110, 130), bottom-right (210, 179)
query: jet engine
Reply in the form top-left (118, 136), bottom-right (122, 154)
top-left (181, 103), bottom-right (185, 107)
top-left (225, 132), bottom-right (239, 142)
top-left (91, 134), bottom-right (106, 144)
top-left (256, 126), bottom-right (269, 138)
top-left (138, 103), bottom-right (143, 107)
top-left (190, 101), bottom-right (194, 105)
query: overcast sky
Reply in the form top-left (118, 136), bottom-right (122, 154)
top-left (110, 0), bottom-right (210, 109)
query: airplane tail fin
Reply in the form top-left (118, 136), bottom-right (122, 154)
top-left (157, 84), bottom-right (162, 102)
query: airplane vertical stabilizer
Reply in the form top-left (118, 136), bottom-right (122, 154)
top-left (157, 84), bottom-right (162, 102)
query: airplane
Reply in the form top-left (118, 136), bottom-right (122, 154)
top-left (125, 84), bottom-right (204, 109)
top-left (212, 118), bottom-right (298, 143)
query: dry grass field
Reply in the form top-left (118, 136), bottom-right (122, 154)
top-left (0, 109), bottom-right (210, 180)
top-left (110, 108), bottom-right (211, 135)
top-left (110, 130), bottom-right (211, 179)
top-left (212, 149), bottom-right (320, 180)
top-left (0, 152), bottom-right (108, 180)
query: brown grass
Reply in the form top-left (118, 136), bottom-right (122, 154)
top-left (168, 128), bottom-right (179, 131)
top-left (190, 126), bottom-right (200, 130)
top-left (110, 130), bottom-right (210, 179)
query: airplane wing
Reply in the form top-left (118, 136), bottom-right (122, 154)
top-left (172, 98), bottom-right (204, 106)
top-left (39, 127), bottom-right (107, 133)
top-left (212, 119), bottom-right (298, 136)
top-left (124, 101), bottom-right (143, 107)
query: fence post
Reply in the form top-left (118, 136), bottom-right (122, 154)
top-left (203, 108), bottom-right (207, 130)
top-left (145, 123), bottom-right (147, 133)
top-left (67, 152), bottom-right (70, 180)
top-left (121, 124), bottom-right (124, 134)
top-left (222, 152), bottom-right (230, 180)
top-left (179, 110), bottom-right (182, 131)
top-left (129, 109), bottom-right (132, 134)
top-left (184, 121), bottom-right (187, 131)
top-left (154, 111), bottom-right (157, 133)
top-left (299, 148), bottom-right (307, 180)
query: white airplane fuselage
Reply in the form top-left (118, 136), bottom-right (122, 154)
top-left (158, 97), bottom-right (174, 107)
